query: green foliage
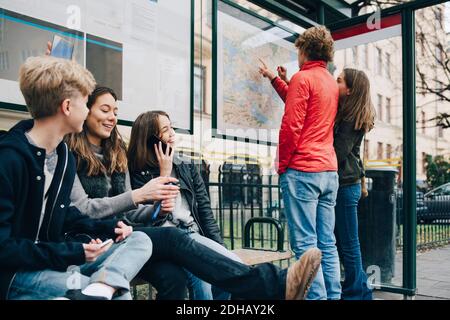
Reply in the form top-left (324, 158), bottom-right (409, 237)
top-left (425, 155), bottom-right (450, 190)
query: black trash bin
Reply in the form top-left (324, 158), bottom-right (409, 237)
top-left (358, 167), bottom-right (398, 284)
top-left (221, 157), bottom-right (262, 207)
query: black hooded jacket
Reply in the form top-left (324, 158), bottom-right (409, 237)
top-left (0, 120), bottom-right (117, 299)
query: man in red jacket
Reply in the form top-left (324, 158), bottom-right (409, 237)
top-left (259, 26), bottom-right (341, 300)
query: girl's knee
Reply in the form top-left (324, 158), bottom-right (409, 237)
top-left (130, 231), bottom-right (153, 254)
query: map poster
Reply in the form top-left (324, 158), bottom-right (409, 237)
top-left (214, 0), bottom-right (299, 145)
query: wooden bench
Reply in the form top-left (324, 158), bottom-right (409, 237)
top-left (232, 216), bottom-right (293, 266)
top-left (232, 248), bottom-right (293, 265)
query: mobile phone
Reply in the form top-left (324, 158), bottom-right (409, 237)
top-left (98, 239), bottom-right (113, 249)
top-left (147, 134), bottom-right (171, 154)
top-left (167, 181), bottom-right (180, 187)
top-left (50, 34), bottom-right (75, 60)
top-left (152, 202), bottom-right (162, 220)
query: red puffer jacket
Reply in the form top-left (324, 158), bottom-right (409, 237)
top-left (272, 60), bottom-right (338, 175)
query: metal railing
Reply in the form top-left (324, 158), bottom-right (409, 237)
top-left (396, 194), bottom-right (450, 250)
top-left (206, 165), bottom-right (291, 252)
top-left (204, 165), bottom-right (450, 252)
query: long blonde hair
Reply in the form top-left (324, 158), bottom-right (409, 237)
top-left (65, 87), bottom-right (128, 176)
top-left (336, 68), bottom-right (376, 133)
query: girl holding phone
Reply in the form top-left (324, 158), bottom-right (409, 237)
top-left (127, 111), bottom-right (243, 300)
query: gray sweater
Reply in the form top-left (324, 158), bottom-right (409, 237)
top-left (70, 157), bottom-right (156, 224)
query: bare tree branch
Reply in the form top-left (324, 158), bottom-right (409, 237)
top-left (357, 1), bottom-right (450, 130)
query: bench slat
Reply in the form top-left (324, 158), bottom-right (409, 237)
top-left (232, 249), bottom-right (293, 266)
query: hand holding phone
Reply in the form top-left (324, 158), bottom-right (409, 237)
top-left (98, 239), bottom-right (113, 249)
top-left (149, 134), bottom-right (174, 176)
top-left (83, 238), bottom-right (113, 262)
top-left (50, 35), bottom-right (75, 60)
top-left (147, 134), bottom-right (170, 154)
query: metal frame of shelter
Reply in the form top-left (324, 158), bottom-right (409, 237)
top-left (228, 0), bottom-right (448, 299)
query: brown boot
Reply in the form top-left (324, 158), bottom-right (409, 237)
top-left (285, 248), bottom-right (322, 300)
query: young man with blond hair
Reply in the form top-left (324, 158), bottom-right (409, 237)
top-left (0, 56), bottom-right (153, 300)
top-left (260, 26), bottom-right (342, 300)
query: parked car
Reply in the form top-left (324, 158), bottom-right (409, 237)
top-left (424, 182), bottom-right (450, 198)
top-left (422, 183), bottom-right (450, 222)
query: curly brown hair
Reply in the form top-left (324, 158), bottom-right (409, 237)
top-left (295, 26), bottom-right (334, 62)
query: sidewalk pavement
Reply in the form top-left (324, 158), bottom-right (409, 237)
top-left (374, 244), bottom-right (450, 300)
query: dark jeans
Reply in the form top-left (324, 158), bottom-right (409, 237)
top-left (334, 183), bottom-right (373, 300)
top-left (138, 260), bottom-right (188, 300)
top-left (136, 227), bottom-right (287, 300)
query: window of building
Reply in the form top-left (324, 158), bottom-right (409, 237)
top-left (377, 142), bottom-right (383, 160)
top-left (352, 46), bottom-right (358, 66)
top-left (377, 94), bottom-right (383, 121)
top-left (376, 47), bottom-right (382, 75)
top-left (360, 44), bottom-right (367, 69)
top-left (364, 139), bottom-right (369, 160)
top-left (194, 64), bottom-right (206, 113)
top-left (422, 152), bottom-right (427, 175)
top-left (386, 144), bottom-right (392, 160)
top-left (438, 125), bottom-right (443, 138)
top-left (385, 53), bottom-right (391, 79)
top-left (386, 97), bottom-right (391, 124)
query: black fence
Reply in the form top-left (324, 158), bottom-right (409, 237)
top-left (206, 165), bottom-right (290, 251)
top-left (396, 193), bottom-right (450, 250)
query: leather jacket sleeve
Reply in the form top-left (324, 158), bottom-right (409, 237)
top-left (189, 164), bottom-right (225, 246)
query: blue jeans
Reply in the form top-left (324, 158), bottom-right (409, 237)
top-left (8, 231), bottom-right (152, 300)
top-left (185, 231), bottom-right (242, 300)
top-left (335, 183), bottom-right (373, 300)
top-left (280, 169), bottom-right (341, 300)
